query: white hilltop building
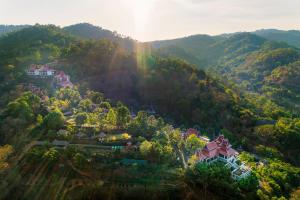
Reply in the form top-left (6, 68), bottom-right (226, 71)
top-left (26, 64), bottom-right (56, 77)
top-left (195, 135), bottom-right (251, 180)
top-left (26, 63), bottom-right (73, 88)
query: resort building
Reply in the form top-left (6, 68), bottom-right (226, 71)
top-left (196, 135), bottom-right (238, 163)
top-left (26, 63), bottom-right (73, 88)
top-left (196, 135), bottom-right (251, 180)
top-left (26, 64), bottom-right (56, 77)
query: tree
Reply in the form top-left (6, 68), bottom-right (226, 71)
top-left (78, 99), bottom-right (93, 112)
top-left (140, 140), bottom-right (152, 157)
top-left (185, 134), bottom-right (206, 153)
top-left (55, 88), bottom-right (81, 106)
top-left (3, 92), bottom-right (40, 121)
top-left (73, 153), bottom-right (87, 168)
top-left (255, 145), bottom-right (282, 159)
top-left (75, 112), bottom-right (89, 125)
top-left (85, 90), bottom-right (103, 104)
top-left (43, 148), bottom-right (58, 162)
top-left (185, 162), bottom-right (240, 199)
top-left (237, 174), bottom-right (259, 192)
top-left (5, 100), bottom-right (34, 122)
top-left (116, 106), bottom-right (130, 128)
top-left (0, 144), bottom-right (14, 171)
top-left (99, 101), bottom-right (111, 109)
top-left (42, 110), bottom-right (65, 131)
top-left (106, 108), bottom-right (116, 126)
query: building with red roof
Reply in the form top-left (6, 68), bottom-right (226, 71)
top-left (195, 135), bottom-right (251, 180)
top-left (55, 71), bottom-right (73, 88)
top-left (196, 135), bottom-right (238, 163)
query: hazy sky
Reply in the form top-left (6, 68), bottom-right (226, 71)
top-left (1, 0), bottom-right (300, 41)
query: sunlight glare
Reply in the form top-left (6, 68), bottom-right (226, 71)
top-left (132, 0), bottom-right (156, 38)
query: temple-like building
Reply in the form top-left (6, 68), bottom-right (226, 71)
top-left (196, 135), bottom-right (251, 180)
top-left (196, 135), bottom-right (238, 163)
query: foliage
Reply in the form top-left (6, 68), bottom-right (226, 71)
top-left (255, 145), bottom-right (282, 159)
top-left (106, 108), bottom-right (117, 126)
top-left (55, 88), bottom-right (81, 106)
top-left (185, 162), bottom-right (241, 199)
top-left (42, 148), bottom-right (59, 162)
top-left (0, 144), bottom-right (14, 171)
top-left (85, 90), bottom-right (104, 104)
top-left (42, 110), bottom-right (65, 131)
top-left (139, 140), bottom-right (152, 157)
top-left (78, 98), bottom-right (93, 112)
top-left (116, 105), bottom-right (130, 128)
top-left (185, 134), bottom-right (206, 153)
top-left (73, 152), bottom-right (87, 168)
top-left (75, 112), bottom-right (89, 125)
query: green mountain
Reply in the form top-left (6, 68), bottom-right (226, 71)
top-left (150, 32), bottom-right (300, 114)
top-left (63, 23), bottom-right (137, 51)
top-left (254, 29), bottom-right (300, 48)
top-left (0, 25), bottom-right (30, 37)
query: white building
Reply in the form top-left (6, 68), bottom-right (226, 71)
top-left (196, 135), bottom-right (251, 180)
top-left (26, 64), bottom-right (55, 77)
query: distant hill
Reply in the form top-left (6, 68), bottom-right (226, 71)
top-left (63, 23), bottom-right (138, 51)
top-left (0, 23), bottom-right (299, 113)
top-left (253, 29), bottom-right (300, 48)
top-left (149, 32), bottom-right (274, 69)
top-left (0, 25), bottom-right (30, 37)
top-left (150, 32), bottom-right (300, 114)
top-left (148, 34), bottom-right (223, 66)
top-left (0, 24), bottom-right (75, 72)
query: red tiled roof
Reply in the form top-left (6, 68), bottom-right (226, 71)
top-left (56, 71), bottom-right (66, 77)
top-left (206, 141), bottom-right (218, 150)
top-left (28, 64), bottom-right (55, 72)
top-left (197, 135), bottom-right (238, 161)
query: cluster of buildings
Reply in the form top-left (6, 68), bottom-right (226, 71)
top-left (26, 64), bottom-right (73, 88)
top-left (182, 128), bottom-right (251, 180)
top-left (26, 64), bottom-right (56, 77)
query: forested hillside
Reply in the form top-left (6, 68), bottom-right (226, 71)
top-left (0, 25), bottom-right (29, 37)
top-left (0, 25), bottom-right (299, 200)
top-left (254, 29), bottom-right (300, 48)
top-left (63, 23), bottom-right (138, 51)
top-left (150, 32), bottom-right (300, 115)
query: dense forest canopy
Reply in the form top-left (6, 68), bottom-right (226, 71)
top-left (0, 25), bottom-right (30, 36)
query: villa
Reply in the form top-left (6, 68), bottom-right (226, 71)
top-left (196, 135), bottom-right (251, 180)
top-left (26, 64), bottom-right (73, 88)
top-left (26, 64), bottom-right (56, 77)
top-left (196, 135), bottom-right (238, 163)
